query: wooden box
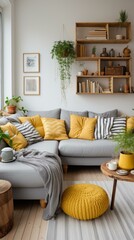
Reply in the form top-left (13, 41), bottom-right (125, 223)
top-left (105, 66), bottom-right (126, 75)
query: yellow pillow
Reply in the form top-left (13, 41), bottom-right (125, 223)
top-left (19, 115), bottom-right (44, 137)
top-left (42, 118), bottom-right (68, 140)
top-left (127, 117), bottom-right (134, 131)
top-left (0, 123), bottom-right (27, 150)
top-left (69, 114), bottom-right (97, 140)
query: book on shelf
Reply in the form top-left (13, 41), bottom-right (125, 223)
top-left (77, 44), bottom-right (87, 57)
top-left (85, 36), bottom-right (107, 40)
top-left (79, 82), bottom-right (82, 93)
top-left (82, 82), bottom-right (86, 93)
top-left (86, 79), bottom-right (90, 93)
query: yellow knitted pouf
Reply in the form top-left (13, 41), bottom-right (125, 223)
top-left (61, 184), bottom-right (109, 220)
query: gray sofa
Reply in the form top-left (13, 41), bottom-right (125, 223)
top-left (0, 108), bottom-right (117, 200)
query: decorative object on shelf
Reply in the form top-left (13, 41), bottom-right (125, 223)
top-left (123, 46), bottom-right (131, 57)
top-left (23, 76), bottom-right (40, 96)
top-left (124, 83), bottom-right (129, 93)
top-left (119, 10), bottom-right (128, 23)
top-left (51, 40), bottom-right (75, 96)
top-left (78, 71), bottom-right (82, 76)
top-left (118, 84), bottom-right (123, 93)
top-left (0, 129), bottom-right (12, 147)
top-left (4, 96), bottom-right (28, 114)
top-left (109, 48), bottom-right (115, 57)
top-left (23, 53), bottom-right (40, 73)
top-left (100, 48), bottom-right (108, 57)
top-left (113, 130), bottom-right (134, 170)
top-left (91, 46), bottom-right (96, 57)
top-left (116, 34), bottom-right (123, 40)
top-left (82, 69), bottom-right (88, 75)
top-left (108, 61), bottom-right (113, 67)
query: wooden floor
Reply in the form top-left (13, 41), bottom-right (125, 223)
top-left (1, 166), bottom-right (110, 240)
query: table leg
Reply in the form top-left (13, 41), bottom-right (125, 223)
top-left (110, 179), bottom-right (117, 210)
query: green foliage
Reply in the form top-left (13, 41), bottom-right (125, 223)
top-left (113, 130), bottom-right (134, 154)
top-left (119, 10), bottom-right (128, 22)
top-left (4, 96), bottom-right (28, 114)
top-left (92, 46), bottom-right (96, 55)
top-left (5, 96), bottom-right (23, 107)
top-left (0, 128), bottom-right (12, 147)
top-left (51, 41), bottom-right (75, 96)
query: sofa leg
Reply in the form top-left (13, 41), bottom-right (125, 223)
top-left (40, 199), bottom-right (47, 208)
top-left (62, 164), bottom-right (68, 173)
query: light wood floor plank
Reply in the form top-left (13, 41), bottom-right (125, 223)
top-left (22, 201), bottom-right (38, 240)
top-left (29, 204), bottom-right (44, 240)
top-left (13, 201), bottom-right (31, 240)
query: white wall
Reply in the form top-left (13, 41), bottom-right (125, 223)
top-left (14, 0), bottom-right (134, 115)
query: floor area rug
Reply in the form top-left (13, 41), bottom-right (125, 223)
top-left (46, 180), bottom-right (134, 240)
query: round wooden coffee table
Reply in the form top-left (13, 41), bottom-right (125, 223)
top-left (101, 162), bottom-right (134, 210)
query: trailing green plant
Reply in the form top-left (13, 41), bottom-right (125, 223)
top-left (51, 40), bottom-right (75, 96)
top-left (4, 96), bottom-right (28, 114)
top-left (119, 10), bottom-right (128, 23)
top-left (0, 128), bottom-right (12, 147)
top-left (113, 130), bottom-right (134, 154)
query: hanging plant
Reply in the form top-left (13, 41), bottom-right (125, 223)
top-left (51, 40), bottom-right (75, 96)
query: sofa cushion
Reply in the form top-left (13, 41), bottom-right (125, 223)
top-left (88, 109), bottom-right (118, 118)
top-left (127, 117), bottom-right (134, 131)
top-left (0, 123), bottom-right (28, 150)
top-left (69, 115), bottom-right (96, 140)
top-left (110, 117), bottom-right (126, 135)
top-left (59, 139), bottom-right (116, 157)
top-left (27, 108), bottom-right (61, 119)
top-left (42, 118), bottom-right (68, 140)
top-left (95, 116), bottom-right (114, 139)
top-left (60, 109), bottom-right (88, 133)
top-left (0, 140), bottom-right (59, 188)
top-left (19, 115), bottom-right (44, 137)
top-left (14, 121), bottom-right (43, 145)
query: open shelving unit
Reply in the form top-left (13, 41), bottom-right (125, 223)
top-left (75, 22), bottom-right (132, 95)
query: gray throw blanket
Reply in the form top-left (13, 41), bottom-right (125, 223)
top-left (14, 149), bottom-right (63, 220)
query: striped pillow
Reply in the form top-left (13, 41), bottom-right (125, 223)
top-left (14, 121), bottom-right (43, 145)
top-left (110, 117), bottom-right (126, 135)
top-left (95, 117), bottom-right (114, 139)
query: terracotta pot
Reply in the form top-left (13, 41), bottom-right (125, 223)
top-left (7, 106), bottom-right (16, 114)
top-left (118, 152), bottom-right (134, 170)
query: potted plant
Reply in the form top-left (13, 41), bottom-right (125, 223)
top-left (91, 46), bottom-right (96, 57)
top-left (4, 96), bottom-right (28, 114)
top-left (51, 40), bottom-right (75, 96)
top-left (119, 10), bottom-right (128, 23)
top-left (0, 128), bottom-right (12, 147)
top-left (113, 129), bottom-right (134, 170)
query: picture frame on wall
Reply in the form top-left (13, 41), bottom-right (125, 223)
top-left (23, 53), bottom-right (40, 73)
top-left (24, 76), bottom-right (40, 95)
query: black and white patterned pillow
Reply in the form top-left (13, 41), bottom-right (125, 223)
top-left (95, 116), bottom-right (114, 139)
top-left (110, 117), bottom-right (126, 135)
top-left (14, 121), bottom-right (43, 145)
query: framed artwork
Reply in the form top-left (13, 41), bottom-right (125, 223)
top-left (24, 76), bottom-right (40, 95)
top-left (23, 53), bottom-right (40, 73)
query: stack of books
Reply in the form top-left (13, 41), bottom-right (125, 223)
top-left (77, 44), bottom-right (87, 57)
top-left (85, 28), bottom-right (107, 40)
top-left (78, 80), bottom-right (109, 94)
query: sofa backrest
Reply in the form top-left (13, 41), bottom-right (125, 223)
top-left (60, 109), bottom-right (88, 133)
top-left (27, 108), bottom-right (61, 119)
